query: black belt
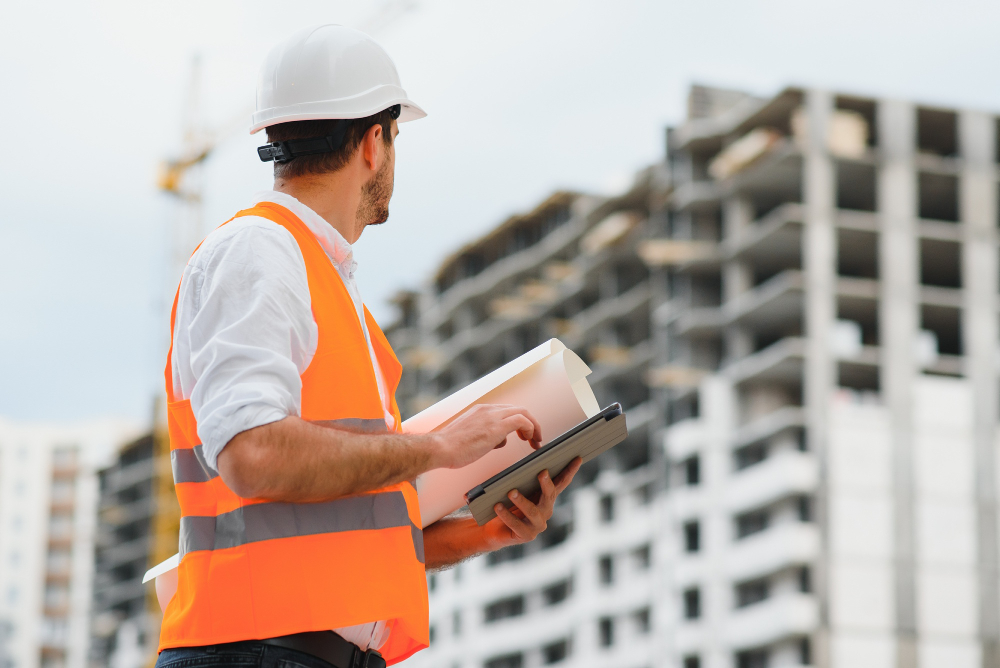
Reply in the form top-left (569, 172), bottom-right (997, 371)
top-left (260, 631), bottom-right (386, 668)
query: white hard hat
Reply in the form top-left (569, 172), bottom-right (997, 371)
top-left (251, 24), bottom-right (426, 135)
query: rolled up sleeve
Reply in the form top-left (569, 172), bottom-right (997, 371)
top-left (174, 219), bottom-right (316, 470)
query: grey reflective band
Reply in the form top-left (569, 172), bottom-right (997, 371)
top-left (171, 445), bottom-right (219, 484)
top-left (180, 490), bottom-right (424, 563)
top-left (313, 418), bottom-right (389, 434)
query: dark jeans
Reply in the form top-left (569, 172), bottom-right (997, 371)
top-left (156, 641), bottom-right (337, 668)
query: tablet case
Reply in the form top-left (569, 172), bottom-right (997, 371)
top-left (465, 403), bottom-right (628, 525)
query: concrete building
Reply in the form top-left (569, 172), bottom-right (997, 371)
top-left (392, 85), bottom-right (1000, 668)
top-left (89, 422), bottom-right (178, 668)
top-left (0, 418), bottom-right (137, 668)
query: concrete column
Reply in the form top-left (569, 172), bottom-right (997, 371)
top-left (803, 89), bottom-right (838, 668)
top-left (960, 109), bottom-right (1000, 668)
top-left (723, 198), bottom-right (755, 363)
top-left (878, 99), bottom-right (920, 668)
top-left (700, 376), bottom-right (736, 668)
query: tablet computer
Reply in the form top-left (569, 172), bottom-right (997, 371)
top-left (465, 403), bottom-right (628, 525)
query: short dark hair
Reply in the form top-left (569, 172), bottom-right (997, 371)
top-left (266, 107), bottom-right (396, 179)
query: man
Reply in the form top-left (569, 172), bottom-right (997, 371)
top-left (155, 24), bottom-right (581, 668)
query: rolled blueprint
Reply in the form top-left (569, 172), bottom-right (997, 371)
top-left (405, 339), bottom-right (600, 527)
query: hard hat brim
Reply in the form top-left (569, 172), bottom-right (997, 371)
top-left (250, 95), bottom-right (427, 134)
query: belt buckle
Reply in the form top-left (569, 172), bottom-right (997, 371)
top-left (359, 649), bottom-right (385, 668)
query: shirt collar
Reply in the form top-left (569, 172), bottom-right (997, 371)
top-left (249, 190), bottom-right (358, 278)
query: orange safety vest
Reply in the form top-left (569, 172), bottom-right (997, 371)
top-left (159, 202), bottom-right (428, 664)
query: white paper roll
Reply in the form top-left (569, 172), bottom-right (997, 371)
top-left (406, 339), bottom-right (599, 527)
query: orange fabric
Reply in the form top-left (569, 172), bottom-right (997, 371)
top-left (158, 203), bottom-right (428, 664)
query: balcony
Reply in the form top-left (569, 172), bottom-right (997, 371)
top-left (732, 406), bottom-right (805, 450)
top-left (566, 282), bottom-right (651, 345)
top-left (726, 592), bottom-right (818, 650)
top-left (674, 306), bottom-right (726, 339)
top-left (725, 203), bottom-right (803, 271)
top-left (725, 522), bottom-right (820, 583)
top-left (724, 450), bottom-right (818, 514)
top-left (672, 180), bottom-right (722, 213)
top-left (726, 337), bottom-right (805, 388)
top-left (663, 418), bottom-right (707, 461)
top-left (587, 340), bottom-right (655, 390)
top-left (726, 270), bottom-right (803, 334)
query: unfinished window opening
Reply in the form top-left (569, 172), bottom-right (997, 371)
top-left (690, 339), bottom-right (723, 372)
top-left (735, 442), bottom-right (768, 470)
top-left (683, 456), bottom-right (701, 486)
top-left (921, 305), bottom-right (963, 358)
top-left (669, 393), bottom-right (700, 424)
top-left (837, 297), bottom-right (879, 347)
top-left (920, 239), bottom-right (962, 288)
top-left (836, 161), bottom-right (877, 212)
top-left (736, 649), bottom-right (769, 668)
top-left (996, 117), bottom-right (1000, 164)
top-left (683, 521), bottom-right (701, 553)
top-left (836, 96), bottom-right (878, 147)
top-left (917, 107), bottom-right (958, 157)
top-left (683, 657), bottom-right (702, 668)
top-left (484, 595), bottom-right (524, 623)
top-left (752, 248), bottom-right (803, 287)
top-left (753, 185), bottom-right (803, 221)
top-left (798, 496), bottom-right (813, 523)
top-left (683, 587), bottom-right (701, 619)
top-left (837, 229), bottom-right (879, 278)
top-left (799, 566), bottom-right (812, 592)
top-left (753, 327), bottom-right (802, 353)
top-left (617, 435), bottom-right (650, 472)
top-left (542, 580), bottom-right (572, 606)
top-left (839, 361), bottom-right (879, 393)
top-left (692, 208), bottom-right (723, 241)
top-left (735, 578), bottom-right (770, 608)
top-left (691, 273), bottom-right (723, 308)
top-left (616, 262), bottom-right (650, 297)
top-left (800, 638), bottom-right (813, 666)
top-left (539, 521), bottom-right (571, 550)
top-left (598, 617), bottom-right (614, 646)
top-left (918, 172), bottom-right (960, 222)
top-left (598, 555), bottom-right (614, 585)
top-left (599, 494), bottom-right (615, 523)
top-left (485, 653), bottom-right (523, 668)
top-left (633, 607), bottom-right (651, 634)
top-left (486, 544), bottom-right (524, 567)
top-left (735, 509), bottom-right (769, 539)
top-left (542, 639), bottom-right (570, 665)
top-left (632, 544), bottom-right (652, 570)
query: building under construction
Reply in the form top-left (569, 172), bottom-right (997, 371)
top-left (392, 85), bottom-right (1000, 668)
top-left (89, 420), bottom-right (177, 668)
top-left (0, 418), bottom-right (135, 668)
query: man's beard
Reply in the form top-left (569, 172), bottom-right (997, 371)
top-left (356, 157), bottom-right (394, 228)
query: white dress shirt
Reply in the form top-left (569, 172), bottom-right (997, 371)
top-left (170, 190), bottom-right (393, 651)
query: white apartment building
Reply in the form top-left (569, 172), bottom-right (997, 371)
top-left (0, 418), bottom-right (137, 668)
top-left (392, 85), bottom-right (1000, 668)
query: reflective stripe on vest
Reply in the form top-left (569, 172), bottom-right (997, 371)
top-left (178, 490), bottom-right (424, 563)
top-left (158, 203), bottom-right (428, 664)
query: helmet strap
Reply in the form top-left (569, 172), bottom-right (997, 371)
top-left (257, 105), bottom-right (401, 164)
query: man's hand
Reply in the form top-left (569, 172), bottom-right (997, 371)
top-left (422, 457), bottom-right (582, 570)
top-left (430, 404), bottom-right (542, 470)
top-left (485, 456), bottom-right (582, 548)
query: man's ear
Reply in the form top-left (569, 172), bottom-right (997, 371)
top-left (361, 123), bottom-right (384, 172)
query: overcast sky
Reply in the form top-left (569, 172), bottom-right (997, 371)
top-left (2, 0), bottom-right (999, 426)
